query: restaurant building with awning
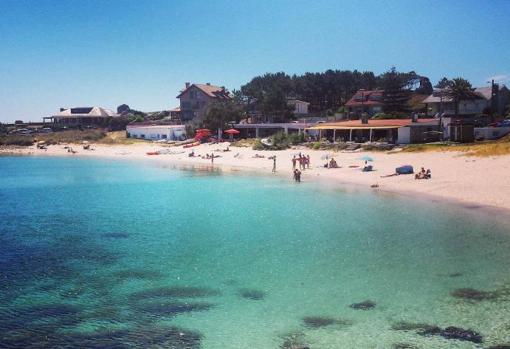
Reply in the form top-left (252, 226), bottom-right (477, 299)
top-left (306, 118), bottom-right (440, 144)
top-left (233, 122), bottom-right (312, 138)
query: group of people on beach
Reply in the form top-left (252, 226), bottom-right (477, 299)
top-left (325, 158), bottom-right (339, 168)
top-left (415, 167), bottom-right (432, 179)
top-left (292, 153), bottom-right (310, 170)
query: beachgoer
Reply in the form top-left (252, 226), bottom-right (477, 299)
top-left (415, 167), bottom-right (427, 179)
top-left (272, 155), bottom-right (276, 173)
top-left (296, 169), bottom-right (301, 182)
top-left (189, 150), bottom-right (195, 157)
top-left (211, 152), bottom-right (214, 164)
top-left (306, 155), bottom-right (311, 169)
top-left (292, 156), bottom-right (296, 169)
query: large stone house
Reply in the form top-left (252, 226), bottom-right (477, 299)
top-left (176, 83), bottom-right (230, 121)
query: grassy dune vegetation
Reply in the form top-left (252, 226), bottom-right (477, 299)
top-left (0, 130), bottom-right (142, 146)
top-left (402, 134), bottom-right (510, 156)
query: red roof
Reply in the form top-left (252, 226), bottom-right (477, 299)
top-left (345, 89), bottom-right (384, 107)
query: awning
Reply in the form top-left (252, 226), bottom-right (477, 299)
top-left (307, 125), bottom-right (402, 130)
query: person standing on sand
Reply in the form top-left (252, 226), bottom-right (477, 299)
top-left (211, 152), bottom-right (214, 164)
top-left (292, 156), bottom-right (296, 169)
top-left (294, 168), bottom-right (301, 182)
top-left (306, 155), bottom-right (311, 169)
top-left (272, 155), bottom-right (276, 173)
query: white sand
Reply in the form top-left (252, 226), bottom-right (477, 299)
top-left (3, 142), bottom-right (510, 211)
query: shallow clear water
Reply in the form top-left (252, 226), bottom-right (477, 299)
top-left (1, 156), bottom-right (510, 348)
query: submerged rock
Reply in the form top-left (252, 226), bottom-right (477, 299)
top-left (301, 316), bottom-right (351, 329)
top-left (448, 272), bottom-right (463, 278)
top-left (451, 288), bottom-right (496, 301)
top-left (440, 326), bottom-right (482, 343)
top-left (486, 345), bottom-right (510, 349)
top-left (349, 300), bottom-right (376, 310)
top-left (130, 286), bottom-right (220, 300)
top-left (137, 301), bottom-right (214, 316)
top-left (238, 288), bottom-right (266, 300)
top-left (302, 316), bottom-right (336, 328)
top-left (0, 325), bottom-right (202, 349)
top-left (392, 322), bottom-right (482, 343)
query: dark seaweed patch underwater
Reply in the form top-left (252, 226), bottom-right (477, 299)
top-left (2, 157), bottom-right (510, 348)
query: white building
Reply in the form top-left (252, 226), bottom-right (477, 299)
top-left (126, 125), bottom-right (186, 141)
top-left (287, 99), bottom-right (310, 115)
top-left (45, 106), bottom-right (118, 125)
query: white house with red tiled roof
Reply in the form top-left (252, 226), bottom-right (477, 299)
top-left (176, 82), bottom-right (231, 121)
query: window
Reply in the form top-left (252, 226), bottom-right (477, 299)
top-left (141, 134), bottom-right (145, 138)
top-left (162, 134), bottom-right (167, 139)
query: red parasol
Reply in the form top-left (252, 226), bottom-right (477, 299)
top-left (224, 128), bottom-right (240, 134)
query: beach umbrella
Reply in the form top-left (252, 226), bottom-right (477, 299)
top-left (224, 128), bottom-right (240, 141)
top-left (196, 129), bottom-right (211, 133)
top-left (359, 156), bottom-right (374, 162)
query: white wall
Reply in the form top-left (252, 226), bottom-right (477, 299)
top-left (397, 127), bottom-right (411, 144)
top-left (127, 126), bottom-right (186, 140)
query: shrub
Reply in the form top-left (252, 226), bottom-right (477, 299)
top-left (250, 131), bottom-right (306, 151)
top-left (252, 139), bottom-right (265, 150)
top-left (0, 135), bottom-right (35, 146)
top-left (288, 132), bottom-right (305, 145)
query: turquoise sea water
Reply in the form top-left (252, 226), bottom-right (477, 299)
top-left (1, 156), bottom-right (510, 349)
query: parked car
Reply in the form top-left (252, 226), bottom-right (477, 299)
top-left (10, 128), bottom-right (31, 135)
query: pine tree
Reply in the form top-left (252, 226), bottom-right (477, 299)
top-left (381, 67), bottom-right (411, 114)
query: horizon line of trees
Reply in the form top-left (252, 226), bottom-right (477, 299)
top-left (203, 67), bottom-right (492, 129)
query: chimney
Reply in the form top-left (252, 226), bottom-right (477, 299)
top-left (206, 82), bottom-right (211, 86)
top-left (185, 82), bottom-right (190, 89)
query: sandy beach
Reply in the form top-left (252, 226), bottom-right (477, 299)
top-left (2, 142), bottom-right (510, 211)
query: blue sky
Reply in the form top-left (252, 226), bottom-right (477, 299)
top-left (0, 0), bottom-right (509, 122)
